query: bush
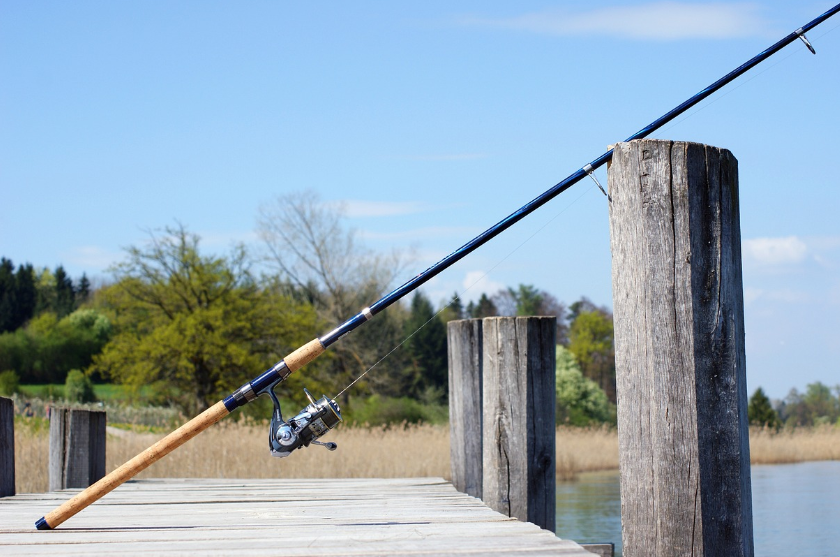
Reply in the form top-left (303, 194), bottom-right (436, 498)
top-left (65, 369), bottom-right (96, 403)
top-left (345, 394), bottom-right (447, 426)
top-left (0, 370), bottom-right (19, 396)
top-left (556, 345), bottom-right (615, 426)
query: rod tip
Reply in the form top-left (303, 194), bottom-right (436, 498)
top-left (35, 517), bottom-right (52, 530)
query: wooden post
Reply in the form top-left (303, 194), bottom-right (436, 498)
top-left (482, 316), bottom-right (556, 532)
top-left (608, 140), bottom-right (753, 556)
top-left (447, 319), bottom-right (483, 499)
top-left (49, 408), bottom-right (106, 491)
top-left (0, 397), bottom-right (14, 497)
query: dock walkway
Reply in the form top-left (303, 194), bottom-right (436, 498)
top-left (0, 477), bottom-right (592, 556)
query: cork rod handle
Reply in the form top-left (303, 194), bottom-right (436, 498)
top-left (37, 400), bottom-right (230, 530)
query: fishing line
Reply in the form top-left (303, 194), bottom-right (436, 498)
top-left (334, 181), bottom-right (600, 398)
top-left (657, 22), bottom-right (840, 137)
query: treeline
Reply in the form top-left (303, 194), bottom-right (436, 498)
top-left (748, 384), bottom-right (840, 429)
top-left (0, 192), bottom-right (617, 420)
top-left (0, 258), bottom-right (91, 332)
top-left (0, 260), bottom-right (105, 384)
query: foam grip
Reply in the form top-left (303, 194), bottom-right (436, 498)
top-left (39, 400), bottom-right (230, 529)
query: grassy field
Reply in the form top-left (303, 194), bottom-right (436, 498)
top-left (12, 416), bottom-right (838, 495)
top-left (18, 384), bottom-right (153, 403)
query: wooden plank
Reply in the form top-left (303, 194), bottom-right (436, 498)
top-left (0, 478), bottom-right (593, 556)
top-left (608, 140), bottom-right (753, 556)
top-left (0, 397), bottom-right (13, 497)
top-left (447, 319), bottom-right (483, 499)
top-left (482, 317), bottom-right (556, 533)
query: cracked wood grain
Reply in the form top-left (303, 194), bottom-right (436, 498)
top-left (608, 140), bottom-right (753, 557)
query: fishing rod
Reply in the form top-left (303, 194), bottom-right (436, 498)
top-left (36, 3), bottom-right (840, 530)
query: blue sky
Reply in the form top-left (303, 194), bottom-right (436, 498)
top-left (1, 1), bottom-right (838, 399)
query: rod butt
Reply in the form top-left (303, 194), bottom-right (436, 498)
top-left (35, 517), bottom-right (52, 530)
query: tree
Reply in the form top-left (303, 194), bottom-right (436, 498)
top-left (92, 225), bottom-right (322, 413)
top-left (54, 265), bottom-right (75, 318)
top-left (568, 309), bottom-right (616, 402)
top-left (65, 369), bottom-right (96, 403)
top-left (555, 345), bottom-right (614, 426)
top-left (76, 274), bottom-right (91, 305)
top-left (0, 258), bottom-right (16, 332)
top-left (467, 293), bottom-right (497, 318)
top-left (257, 191), bottom-right (410, 398)
top-left (402, 291), bottom-right (448, 401)
top-left (439, 292), bottom-right (464, 323)
top-left (748, 387), bottom-right (781, 429)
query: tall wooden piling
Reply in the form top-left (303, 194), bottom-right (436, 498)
top-left (0, 397), bottom-right (13, 497)
top-left (447, 319), bottom-right (483, 499)
top-left (481, 316), bottom-right (556, 533)
top-left (608, 139), bottom-right (753, 556)
top-left (49, 408), bottom-right (106, 491)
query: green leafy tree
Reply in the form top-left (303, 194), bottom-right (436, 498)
top-left (65, 369), bottom-right (96, 403)
top-left (748, 387), bottom-right (781, 428)
top-left (0, 370), bottom-right (19, 396)
top-left (402, 291), bottom-right (448, 401)
top-left (555, 345), bottom-right (614, 426)
top-left (0, 309), bottom-right (113, 384)
top-left (568, 309), bottom-right (615, 401)
top-left (92, 225), bottom-right (322, 413)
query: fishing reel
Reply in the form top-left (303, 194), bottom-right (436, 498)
top-left (267, 387), bottom-right (342, 458)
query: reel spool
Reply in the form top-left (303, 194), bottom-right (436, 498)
top-left (267, 387), bottom-right (342, 458)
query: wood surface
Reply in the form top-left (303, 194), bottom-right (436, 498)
top-left (482, 316), bottom-right (556, 533)
top-left (42, 400), bottom-right (229, 529)
top-left (447, 319), bottom-right (483, 499)
top-left (608, 140), bottom-right (753, 556)
top-left (49, 408), bottom-right (106, 491)
top-left (284, 338), bottom-right (325, 372)
top-left (3, 478), bottom-right (592, 556)
top-left (0, 397), bottom-right (13, 497)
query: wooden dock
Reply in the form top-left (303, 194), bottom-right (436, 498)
top-left (0, 478), bottom-right (593, 556)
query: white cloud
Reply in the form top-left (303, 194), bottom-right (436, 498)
top-left (461, 270), bottom-right (505, 299)
top-left (63, 245), bottom-right (122, 271)
top-left (460, 2), bottom-right (771, 41)
top-left (743, 236), bottom-right (807, 266)
top-left (341, 200), bottom-right (432, 218)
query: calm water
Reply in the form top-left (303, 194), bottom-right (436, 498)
top-left (555, 461), bottom-right (840, 557)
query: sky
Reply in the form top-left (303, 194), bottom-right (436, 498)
top-left (1, 1), bottom-right (838, 400)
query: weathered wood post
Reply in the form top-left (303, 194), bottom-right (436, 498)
top-left (49, 408), bottom-right (106, 491)
top-left (482, 316), bottom-right (556, 532)
top-left (447, 319), bottom-right (483, 499)
top-left (0, 397), bottom-right (14, 497)
top-left (608, 140), bottom-right (753, 556)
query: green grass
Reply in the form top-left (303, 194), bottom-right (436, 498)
top-left (18, 383), bottom-right (154, 403)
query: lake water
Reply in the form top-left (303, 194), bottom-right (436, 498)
top-left (555, 461), bottom-right (840, 557)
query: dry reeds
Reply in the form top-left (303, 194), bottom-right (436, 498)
top-left (13, 419), bottom-right (840, 495)
top-left (555, 426), bottom-right (619, 481)
top-left (749, 425), bottom-right (840, 464)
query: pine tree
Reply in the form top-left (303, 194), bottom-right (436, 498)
top-left (14, 264), bottom-right (37, 327)
top-left (76, 273), bottom-right (91, 305)
top-left (0, 258), bottom-right (15, 332)
top-left (748, 387), bottom-right (781, 429)
top-left (470, 293), bottom-right (497, 318)
top-left (54, 265), bottom-right (75, 317)
top-left (403, 292), bottom-right (448, 400)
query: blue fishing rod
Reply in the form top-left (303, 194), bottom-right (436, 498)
top-left (37, 3), bottom-right (840, 530)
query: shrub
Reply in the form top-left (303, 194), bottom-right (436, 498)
top-left (0, 369), bottom-right (19, 396)
top-left (345, 394), bottom-right (447, 426)
top-left (65, 369), bottom-right (96, 403)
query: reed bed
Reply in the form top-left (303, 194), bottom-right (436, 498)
top-left (749, 425), bottom-right (840, 464)
top-left (13, 420), bottom-right (840, 494)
